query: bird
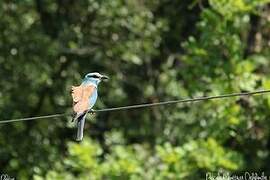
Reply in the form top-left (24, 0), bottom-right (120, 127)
top-left (71, 72), bottom-right (108, 141)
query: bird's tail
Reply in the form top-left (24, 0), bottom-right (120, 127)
top-left (76, 112), bottom-right (87, 141)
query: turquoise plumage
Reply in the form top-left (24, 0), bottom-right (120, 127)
top-left (71, 72), bottom-right (108, 141)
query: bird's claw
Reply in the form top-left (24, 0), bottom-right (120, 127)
top-left (89, 109), bottom-right (95, 115)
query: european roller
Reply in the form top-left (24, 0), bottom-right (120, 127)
top-left (71, 72), bottom-right (108, 141)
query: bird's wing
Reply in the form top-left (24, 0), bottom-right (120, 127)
top-left (72, 85), bottom-right (96, 114)
top-left (71, 86), bottom-right (83, 103)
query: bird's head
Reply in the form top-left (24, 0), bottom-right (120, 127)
top-left (83, 72), bottom-right (109, 86)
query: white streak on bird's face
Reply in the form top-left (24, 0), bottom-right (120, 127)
top-left (82, 72), bottom-right (108, 87)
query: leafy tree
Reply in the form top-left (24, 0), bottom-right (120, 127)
top-left (0, 0), bottom-right (270, 179)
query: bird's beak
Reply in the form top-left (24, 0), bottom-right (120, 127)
top-left (101, 75), bottom-right (109, 81)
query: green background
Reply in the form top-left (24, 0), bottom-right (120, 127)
top-left (1, 0), bottom-right (270, 179)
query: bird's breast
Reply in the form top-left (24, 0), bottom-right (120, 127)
top-left (88, 89), bottom-right (98, 109)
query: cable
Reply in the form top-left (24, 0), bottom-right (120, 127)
top-left (1, 89), bottom-right (270, 124)
top-left (93, 89), bottom-right (270, 112)
top-left (0, 113), bottom-right (68, 124)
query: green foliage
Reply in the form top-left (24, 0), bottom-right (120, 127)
top-left (34, 138), bottom-right (243, 179)
top-left (1, 0), bottom-right (270, 179)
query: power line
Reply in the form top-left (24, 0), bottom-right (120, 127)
top-left (93, 89), bottom-right (270, 112)
top-left (0, 113), bottom-right (68, 124)
top-left (1, 89), bottom-right (270, 124)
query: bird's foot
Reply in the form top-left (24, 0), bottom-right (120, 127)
top-left (89, 109), bottom-right (95, 115)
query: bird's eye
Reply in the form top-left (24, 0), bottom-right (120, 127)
top-left (91, 75), bottom-right (99, 78)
